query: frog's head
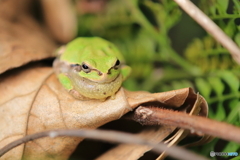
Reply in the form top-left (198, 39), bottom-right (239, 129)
top-left (61, 37), bottom-right (127, 83)
top-left (71, 55), bottom-right (122, 83)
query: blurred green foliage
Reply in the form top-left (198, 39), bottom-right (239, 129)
top-left (76, 0), bottom-right (240, 159)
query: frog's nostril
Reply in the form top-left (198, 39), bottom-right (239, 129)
top-left (98, 71), bottom-right (103, 76)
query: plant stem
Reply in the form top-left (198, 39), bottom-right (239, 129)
top-left (132, 106), bottom-right (240, 143)
top-left (210, 15), bottom-right (240, 20)
top-left (0, 129), bottom-right (209, 160)
top-left (207, 92), bottom-right (240, 104)
top-left (125, 0), bottom-right (200, 75)
top-left (174, 0), bottom-right (240, 64)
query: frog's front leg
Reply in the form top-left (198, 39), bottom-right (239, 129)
top-left (69, 89), bottom-right (92, 100)
top-left (110, 94), bottom-right (116, 100)
top-left (58, 73), bottom-right (107, 101)
top-left (57, 73), bottom-right (87, 100)
top-left (57, 73), bottom-right (73, 91)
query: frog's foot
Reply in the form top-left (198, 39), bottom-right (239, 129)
top-left (69, 89), bottom-right (92, 101)
top-left (110, 94), bottom-right (116, 100)
top-left (69, 89), bottom-right (108, 101)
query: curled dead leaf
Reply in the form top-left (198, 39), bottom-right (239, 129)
top-left (0, 16), bottom-right (56, 74)
top-left (0, 64), bottom-right (208, 160)
top-left (0, 0), bottom-right (31, 20)
top-left (41, 0), bottom-right (77, 43)
top-left (98, 88), bottom-right (209, 160)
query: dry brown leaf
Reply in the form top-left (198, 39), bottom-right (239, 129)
top-left (96, 126), bottom-right (176, 160)
top-left (97, 89), bottom-right (209, 160)
top-left (0, 0), bottom-right (31, 20)
top-left (156, 93), bottom-right (208, 160)
top-left (0, 65), bottom-right (208, 160)
top-left (41, 0), bottom-right (77, 43)
top-left (0, 65), bottom-right (131, 160)
top-left (0, 16), bottom-right (56, 74)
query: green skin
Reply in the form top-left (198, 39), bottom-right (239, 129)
top-left (53, 37), bottom-right (131, 100)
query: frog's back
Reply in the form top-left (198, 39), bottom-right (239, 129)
top-left (61, 37), bottom-right (125, 63)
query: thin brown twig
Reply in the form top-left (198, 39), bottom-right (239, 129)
top-left (0, 129), bottom-right (209, 160)
top-left (132, 106), bottom-right (240, 143)
top-left (174, 0), bottom-right (240, 64)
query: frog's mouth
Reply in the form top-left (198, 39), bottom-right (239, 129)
top-left (75, 66), bottom-right (121, 83)
top-left (69, 68), bottom-right (122, 84)
top-left (89, 73), bottom-right (120, 83)
top-left (84, 74), bottom-right (120, 84)
top-left (70, 72), bottom-right (123, 99)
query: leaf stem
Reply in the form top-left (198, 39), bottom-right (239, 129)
top-left (210, 14), bottom-right (240, 20)
top-left (207, 92), bottom-right (240, 104)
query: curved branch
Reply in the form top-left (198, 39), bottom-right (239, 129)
top-left (174, 0), bottom-right (240, 64)
top-left (0, 129), bottom-right (209, 160)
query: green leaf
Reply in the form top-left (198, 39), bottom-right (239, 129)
top-left (219, 71), bottom-right (239, 93)
top-left (217, 0), bottom-right (229, 13)
top-left (222, 141), bottom-right (240, 153)
top-left (181, 80), bottom-right (194, 89)
top-left (227, 100), bottom-right (240, 124)
top-left (160, 84), bottom-right (172, 92)
top-left (171, 80), bottom-right (193, 90)
top-left (214, 102), bottom-right (226, 121)
top-left (195, 138), bottom-right (218, 158)
top-left (224, 19), bottom-right (236, 37)
top-left (228, 99), bottom-right (240, 110)
top-left (195, 78), bottom-right (212, 99)
top-left (234, 32), bottom-right (240, 47)
top-left (230, 156), bottom-right (240, 160)
top-left (233, 0), bottom-right (240, 11)
top-left (207, 76), bottom-right (224, 97)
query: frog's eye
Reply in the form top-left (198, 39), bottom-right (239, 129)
top-left (82, 63), bottom-right (91, 73)
top-left (114, 59), bottom-right (120, 69)
top-left (70, 64), bottom-right (81, 72)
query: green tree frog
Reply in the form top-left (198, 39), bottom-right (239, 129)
top-left (53, 37), bottom-right (131, 101)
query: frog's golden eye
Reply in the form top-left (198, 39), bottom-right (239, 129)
top-left (82, 63), bottom-right (91, 73)
top-left (70, 64), bottom-right (81, 72)
top-left (114, 59), bottom-right (120, 69)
